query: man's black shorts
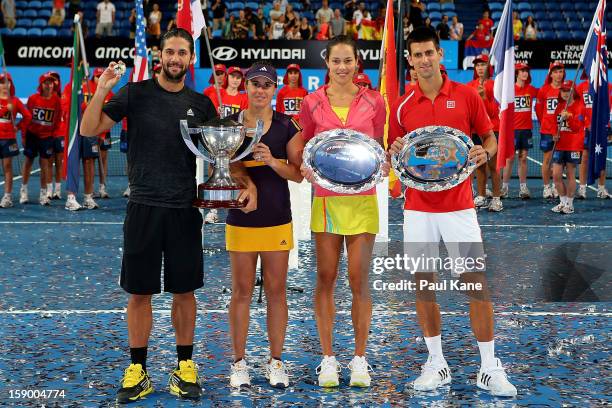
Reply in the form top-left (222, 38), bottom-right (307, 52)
top-left (120, 202), bottom-right (204, 295)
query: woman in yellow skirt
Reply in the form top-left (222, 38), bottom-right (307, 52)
top-left (299, 35), bottom-right (389, 388)
top-left (225, 62), bottom-right (304, 389)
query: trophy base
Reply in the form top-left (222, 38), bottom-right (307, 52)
top-left (194, 184), bottom-right (245, 209)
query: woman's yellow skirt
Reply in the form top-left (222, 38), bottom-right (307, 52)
top-left (310, 195), bottom-right (379, 235)
top-left (225, 222), bottom-right (294, 252)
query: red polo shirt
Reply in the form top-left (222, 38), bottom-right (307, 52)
top-left (514, 83), bottom-right (538, 130)
top-left (389, 76), bottom-right (493, 213)
top-left (554, 98), bottom-right (585, 151)
top-left (535, 83), bottom-right (561, 135)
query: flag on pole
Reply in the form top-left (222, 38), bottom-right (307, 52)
top-left (64, 20), bottom-right (86, 193)
top-left (490, 0), bottom-right (515, 170)
top-left (378, 0), bottom-right (401, 198)
top-left (582, 0), bottom-right (608, 185)
top-left (177, 0), bottom-right (206, 89)
top-left (132, 0), bottom-right (149, 82)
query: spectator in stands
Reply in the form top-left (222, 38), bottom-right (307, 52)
top-left (316, 0), bottom-right (334, 31)
top-left (150, 45), bottom-right (160, 67)
top-left (449, 14), bottom-right (463, 40)
top-left (423, 16), bottom-right (433, 31)
top-left (1, 0), bottom-right (16, 30)
top-left (270, 14), bottom-right (286, 39)
top-left (234, 10), bottom-right (249, 39)
top-left (68, 0), bottom-right (81, 19)
top-left (299, 16), bottom-right (313, 39)
top-left (212, 0), bottom-right (227, 30)
top-left (280, 0), bottom-right (289, 13)
top-left (479, 10), bottom-right (493, 34)
top-left (128, 8), bottom-right (137, 39)
top-left (148, 3), bottom-right (162, 39)
top-left (286, 24), bottom-right (301, 39)
top-left (330, 9), bottom-right (346, 38)
top-left (343, 0), bottom-right (356, 22)
top-left (256, 7), bottom-right (268, 33)
top-left (352, 2), bottom-right (365, 38)
top-left (166, 13), bottom-right (177, 32)
top-left (246, 7), bottom-right (266, 39)
top-left (467, 22), bottom-right (490, 44)
top-left (524, 15), bottom-right (537, 40)
top-left (512, 11), bottom-right (522, 40)
top-left (96, 0), bottom-right (115, 38)
top-left (49, 1), bottom-right (66, 27)
top-left (285, 4), bottom-right (299, 31)
top-left (403, 16), bottom-right (412, 40)
top-left (437, 14), bottom-right (450, 40)
top-left (223, 14), bottom-right (235, 38)
top-left (270, 1), bottom-right (283, 23)
top-left (408, 0), bottom-right (425, 29)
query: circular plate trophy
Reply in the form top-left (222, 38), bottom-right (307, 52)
top-left (302, 129), bottom-right (387, 194)
top-left (179, 117), bottom-right (264, 208)
top-left (391, 125), bottom-right (476, 192)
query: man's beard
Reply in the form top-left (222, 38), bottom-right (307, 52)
top-left (162, 63), bottom-right (188, 82)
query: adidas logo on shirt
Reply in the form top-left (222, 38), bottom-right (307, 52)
top-left (187, 108), bottom-right (194, 116)
top-left (280, 240), bottom-right (287, 245)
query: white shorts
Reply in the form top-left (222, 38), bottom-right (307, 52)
top-left (402, 209), bottom-right (484, 275)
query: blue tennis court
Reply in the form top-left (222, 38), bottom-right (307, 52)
top-left (0, 171), bottom-right (610, 407)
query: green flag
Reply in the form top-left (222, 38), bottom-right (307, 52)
top-left (64, 25), bottom-right (86, 192)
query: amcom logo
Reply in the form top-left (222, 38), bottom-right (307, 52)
top-left (212, 46), bottom-right (238, 61)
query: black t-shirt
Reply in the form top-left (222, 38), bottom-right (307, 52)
top-left (212, 2), bottom-right (227, 19)
top-left (437, 22), bottom-right (450, 40)
top-left (226, 111), bottom-right (301, 228)
top-left (103, 78), bottom-right (217, 208)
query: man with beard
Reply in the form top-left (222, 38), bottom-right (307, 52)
top-left (80, 28), bottom-right (258, 403)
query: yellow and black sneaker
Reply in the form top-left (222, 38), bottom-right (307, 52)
top-left (168, 360), bottom-right (202, 400)
top-left (116, 363), bottom-right (153, 404)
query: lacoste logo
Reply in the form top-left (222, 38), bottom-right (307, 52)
top-left (187, 108), bottom-right (194, 116)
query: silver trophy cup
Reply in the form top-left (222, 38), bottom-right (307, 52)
top-left (180, 117), bottom-right (263, 208)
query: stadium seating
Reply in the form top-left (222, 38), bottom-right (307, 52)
top-left (27, 28), bottom-right (43, 36)
top-left (32, 19), bottom-right (47, 28)
top-left (11, 27), bottom-right (27, 36)
top-left (42, 27), bottom-right (58, 36)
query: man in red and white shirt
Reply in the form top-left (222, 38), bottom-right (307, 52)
top-left (388, 27), bottom-right (516, 397)
top-left (502, 63), bottom-right (538, 199)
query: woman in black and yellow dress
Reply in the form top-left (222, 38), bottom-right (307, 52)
top-left (225, 61), bottom-right (304, 389)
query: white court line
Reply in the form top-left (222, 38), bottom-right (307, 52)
top-left (387, 223), bottom-right (612, 228)
top-left (0, 309), bottom-right (609, 317)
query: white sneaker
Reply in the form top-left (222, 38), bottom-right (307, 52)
top-left (52, 184), bottom-right (61, 200)
top-left (477, 358), bottom-right (517, 397)
top-left (500, 185), bottom-right (509, 199)
top-left (597, 187), bottom-right (611, 199)
top-left (316, 355), bottom-right (341, 388)
top-left (474, 196), bottom-right (487, 207)
top-left (39, 190), bottom-right (50, 206)
top-left (519, 184), bottom-right (531, 199)
top-left (230, 359), bottom-right (251, 388)
top-left (543, 185), bottom-right (553, 199)
top-left (485, 188), bottom-right (492, 198)
top-left (123, 186), bottom-right (130, 197)
top-left (83, 195), bottom-right (99, 209)
top-left (551, 202), bottom-right (565, 213)
top-left (413, 356), bottom-right (451, 391)
top-left (65, 194), bottom-right (82, 211)
top-left (265, 358), bottom-right (289, 389)
top-left (46, 189), bottom-right (53, 200)
top-left (576, 185), bottom-right (587, 199)
top-left (99, 184), bottom-right (110, 199)
top-left (204, 209), bottom-right (219, 224)
top-left (347, 356), bottom-right (372, 387)
top-left (552, 184), bottom-right (559, 198)
top-left (19, 186), bottom-right (28, 204)
top-left (0, 194), bottom-right (13, 208)
top-left (561, 204), bottom-right (574, 214)
top-left (488, 197), bottom-right (503, 212)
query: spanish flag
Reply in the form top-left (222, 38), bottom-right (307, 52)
top-left (378, 0), bottom-right (401, 198)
